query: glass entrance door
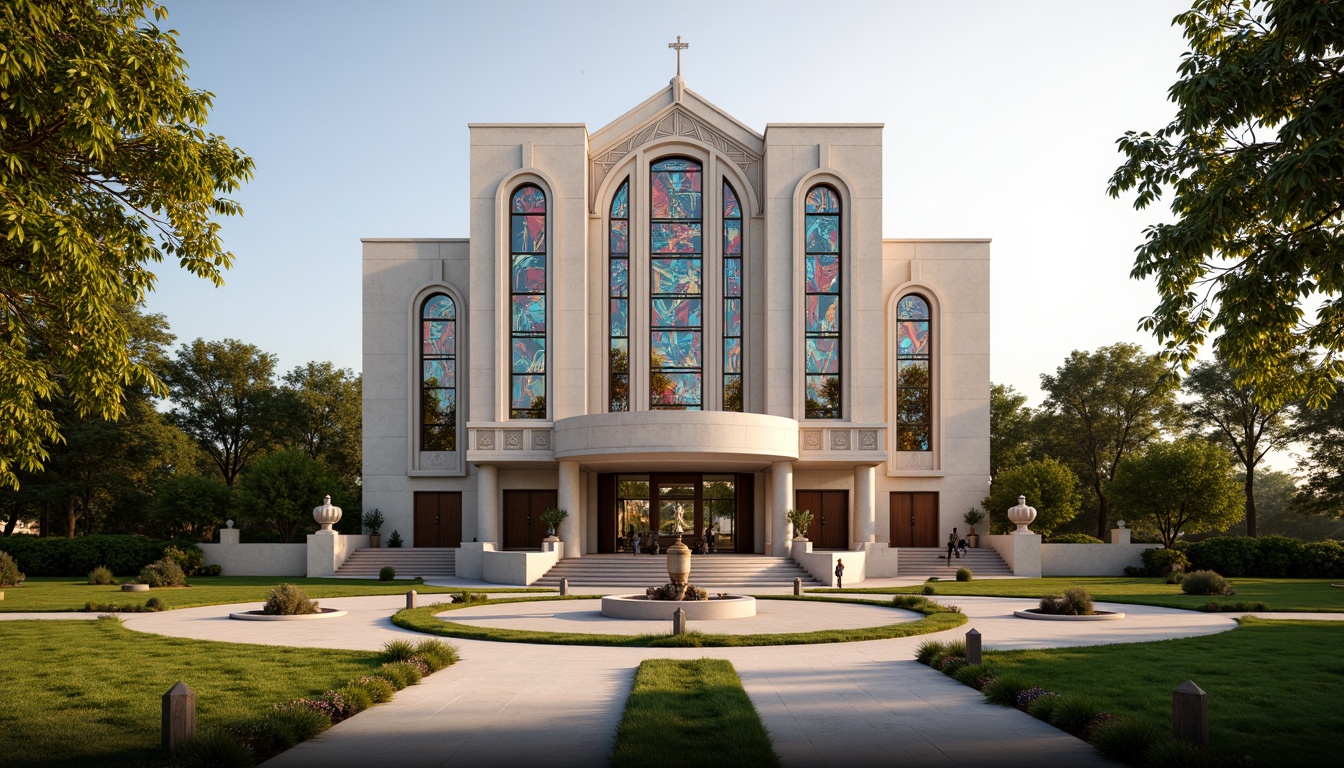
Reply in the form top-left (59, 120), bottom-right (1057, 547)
top-left (612, 473), bottom-right (739, 553)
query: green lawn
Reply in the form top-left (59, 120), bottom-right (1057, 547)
top-left (978, 618), bottom-right (1344, 767)
top-left (0, 576), bottom-right (545, 612)
top-left (822, 576), bottom-right (1344, 612)
top-left (0, 617), bottom-right (387, 767)
top-left (610, 659), bottom-right (779, 768)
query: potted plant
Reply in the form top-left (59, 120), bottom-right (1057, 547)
top-left (387, 530), bottom-right (403, 548)
top-left (540, 507), bottom-right (568, 540)
top-left (362, 508), bottom-right (385, 548)
top-left (963, 508), bottom-right (985, 548)
top-left (786, 508), bottom-right (814, 541)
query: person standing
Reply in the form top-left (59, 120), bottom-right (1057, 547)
top-left (633, 531), bottom-right (641, 557)
top-left (706, 526), bottom-right (717, 554)
top-left (834, 559), bottom-right (845, 589)
top-left (946, 528), bottom-right (959, 565)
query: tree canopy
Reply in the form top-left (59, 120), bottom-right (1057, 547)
top-left (982, 457), bottom-right (1082, 537)
top-left (990, 383), bottom-right (1035, 478)
top-left (1109, 437), bottom-right (1244, 547)
top-left (1108, 0), bottom-right (1344, 408)
top-left (0, 1), bottom-right (252, 489)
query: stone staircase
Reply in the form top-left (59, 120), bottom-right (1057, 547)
top-left (894, 547), bottom-right (1014, 579)
top-left (534, 554), bottom-right (823, 589)
top-left (334, 548), bottom-right (456, 580)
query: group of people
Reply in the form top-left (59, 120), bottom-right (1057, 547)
top-left (624, 526), bottom-right (719, 555)
top-left (946, 527), bottom-right (969, 562)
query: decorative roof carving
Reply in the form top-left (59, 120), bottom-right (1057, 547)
top-left (591, 106), bottom-right (762, 214)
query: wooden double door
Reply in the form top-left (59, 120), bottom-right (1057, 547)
top-left (414, 492), bottom-right (462, 548)
top-left (795, 490), bottom-right (849, 550)
top-left (502, 489), bottom-right (558, 550)
top-left (889, 491), bottom-right (939, 547)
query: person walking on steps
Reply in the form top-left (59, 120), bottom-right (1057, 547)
top-left (834, 559), bottom-right (845, 589)
top-left (947, 528), bottom-right (959, 565)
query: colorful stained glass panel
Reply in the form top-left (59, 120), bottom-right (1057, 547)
top-left (806, 255), bottom-right (839, 293)
top-left (724, 184), bottom-right (740, 218)
top-left (805, 338), bottom-right (839, 374)
top-left (898, 321), bottom-right (930, 357)
top-left (651, 172), bottom-right (702, 219)
top-left (426, 388), bottom-right (455, 415)
top-left (511, 295), bottom-right (546, 333)
top-left (512, 338), bottom-right (546, 373)
top-left (805, 186), bottom-right (840, 213)
top-left (511, 375), bottom-right (545, 411)
top-left (724, 298), bottom-right (741, 336)
top-left (423, 295), bottom-right (454, 319)
top-left (610, 299), bottom-right (628, 336)
top-left (723, 219), bottom-right (742, 255)
top-left (806, 295), bottom-right (840, 333)
top-left (611, 182), bottom-right (629, 218)
top-left (650, 331), bottom-right (702, 368)
top-left (423, 360), bottom-right (454, 386)
top-left (806, 215), bottom-right (840, 253)
top-left (423, 320), bottom-right (454, 355)
top-left (511, 253), bottom-right (546, 293)
top-left (806, 375), bottom-right (840, 414)
top-left (511, 215), bottom-right (546, 252)
top-left (898, 295), bottom-right (929, 320)
top-left (651, 298), bottom-right (701, 328)
top-left (651, 223), bottom-right (702, 254)
top-left (610, 259), bottom-right (628, 297)
top-left (651, 372), bottom-right (701, 406)
top-left (725, 258), bottom-right (741, 297)
top-left (723, 338), bottom-right (741, 374)
top-left (512, 187), bottom-right (546, 213)
top-left (610, 220), bottom-right (629, 254)
top-left (652, 159), bottom-right (699, 172)
top-left (651, 258), bottom-right (702, 294)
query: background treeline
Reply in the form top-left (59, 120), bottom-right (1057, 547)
top-left (989, 342), bottom-right (1344, 546)
top-left (0, 305), bottom-right (361, 544)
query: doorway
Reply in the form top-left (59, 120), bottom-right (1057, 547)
top-left (795, 490), bottom-right (849, 550)
top-left (502, 489), bottom-right (557, 550)
top-left (413, 492), bottom-right (462, 548)
top-left (597, 473), bottom-right (751, 553)
top-left (889, 491), bottom-right (939, 547)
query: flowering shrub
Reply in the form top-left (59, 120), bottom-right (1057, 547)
top-left (1015, 687), bottom-right (1058, 710)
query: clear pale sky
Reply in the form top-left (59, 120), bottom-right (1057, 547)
top-left (150, 0), bottom-right (1193, 409)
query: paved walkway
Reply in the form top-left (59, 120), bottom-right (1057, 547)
top-left (9, 593), bottom-right (1341, 767)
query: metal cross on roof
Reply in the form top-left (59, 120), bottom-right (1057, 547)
top-left (668, 35), bottom-right (689, 76)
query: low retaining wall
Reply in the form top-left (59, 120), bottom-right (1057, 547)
top-left (482, 543), bottom-right (564, 585)
top-left (1041, 542), bottom-right (1159, 576)
top-left (791, 541), bottom-right (866, 587)
top-left (199, 542), bottom-right (307, 577)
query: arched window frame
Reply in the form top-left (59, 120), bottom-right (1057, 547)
top-left (608, 177), bottom-right (630, 411)
top-left (802, 183), bottom-right (843, 419)
top-left (722, 181), bottom-right (743, 412)
top-left (648, 156), bottom-right (704, 411)
top-left (895, 293), bottom-right (932, 451)
top-left (508, 183), bottom-right (548, 420)
top-left (420, 292), bottom-right (458, 451)
top-left (409, 283), bottom-right (466, 476)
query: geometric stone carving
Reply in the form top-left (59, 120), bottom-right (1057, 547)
top-left (422, 452), bottom-right (449, 469)
top-left (858, 430), bottom-right (878, 450)
top-left (830, 430), bottom-right (850, 451)
top-left (802, 430), bottom-right (824, 451)
top-left (897, 451), bottom-right (934, 470)
top-left (475, 431), bottom-right (495, 450)
top-left (503, 430), bottom-right (524, 450)
top-left (532, 430), bottom-right (551, 450)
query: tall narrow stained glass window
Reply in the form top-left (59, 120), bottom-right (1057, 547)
top-left (722, 182), bottom-right (743, 411)
top-left (509, 185), bottom-right (547, 419)
top-left (896, 295), bottom-right (932, 450)
top-left (649, 158), bottom-right (703, 410)
top-left (609, 179), bottom-right (630, 411)
top-left (804, 185), bottom-right (841, 418)
top-left (421, 294), bottom-right (457, 451)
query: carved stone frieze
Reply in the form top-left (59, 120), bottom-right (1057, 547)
top-left (475, 430), bottom-right (495, 450)
top-left (422, 452), bottom-right (449, 469)
top-left (503, 430), bottom-right (524, 450)
top-left (802, 430), bottom-right (824, 451)
top-left (532, 430), bottom-right (551, 449)
top-left (858, 430), bottom-right (879, 450)
top-left (898, 452), bottom-right (934, 470)
top-left (830, 430), bottom-right (851, 451)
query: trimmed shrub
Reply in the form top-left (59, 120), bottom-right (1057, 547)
top-left (952, 663), bottom-right (994, 690)
top-left (87, 565), bottom-right (115, 585)
top-left (1088, 717), bottom-right (1167, 764)
top-left (1183, 536), bottom-right (1258, 577)
top-left (413, 639), bottom-right (459, 669)
top-left (1199, 600), bottom-right (1269, 612)
top-left (145, 597), bottom-right (167, 611)
top-left (1254, 535), bottom-right (1301, 578)
top-left (1180, 570), bottom-right (1234, 596)
top-left (262, 584), bottom-right (319, 615)
top-left (449, 591), bottom-right (488, 604)
top-left (1048, 694), bottom-right (1109, 735)
top-left (937, 655), bottom-right (967, 675)
top-left (982, 675), bottom-right (1032, 706)
top-left (200, 563), bottom-right (224, 576)
top-left (892, 595), bottom-right (932, 611)
top-left (1300, 540), bottom-right (1344, 578)
top-left (168, 728), bottom-right (255, 768)
top-left (914, 640), bottom-right (948, 666)
top-left (1039, 587), bottom-right (1094, 616)
top-left (0, 534), bottom-right (194, 577)
top-left (955, 567), bottom-right (973, 582)
top-left (1140, 547), bottom-right (1189, 577)
top-left (382, 640), bottom-right (418, 662)
top-left (377, 661), bottom-right (423, 688)
top-left (1014, 687), bottom-right (1056, 710)
top-left (138, 557), bottom-right (186, 588)
top-left (0, 550), bottom-right (25, 586)
top-left (1046, 533), bottom-right (1104, 543)
top-left (352, 675), bottom-right (395, 704)
top-left (921, 584), bottom-right (936, 596)
top-left (379, 566), bottom-right (396, 581)
top-left (333, 685), bottom-right (373, 714)
top-left (1027, 692), bottom-right (1062, 721)
top-left (162, 545), bottom-right (205, 577)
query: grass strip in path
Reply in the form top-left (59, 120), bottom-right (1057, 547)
top-left (610, 659), bottom-right (780, 768)
top-left (820, 576), bottom-right (1344, 612)
top-left (0, 616), bottom-right (386, 767)
top-left (392, 594), bottom-right (965, 647)
top-left (977, 618), bottom-right (1344, 767)
top-left (0, 576), bottom-right (545, 612)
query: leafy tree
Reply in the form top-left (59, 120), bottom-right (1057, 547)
top-left (0, 0), bottom-right (252, 489)
top-left (148, 473), bottom-right (232, 541)
top-left (990, 383), bottom-right (1035, 478)
top-left (982, 457), bottom-right (1082, 537)
top-left (164, 339), bottom-right (279, 487)
top-left (274, 362), bottom-right (362, 483)
top-left (1037, 343), bottom-right (1182, 538)
top-left (1108, 0), bottom-right (1344, 408)
top-left (1109, 438), bottom-right (1244, 548)
top-left (1182, 356), bottom-right (1295, 536)
top-left (1224, 469), bottom-right (1344, 540)
top-left (1293, 389), bottom-right (1344, 519)
top-left (233, 449), bottom-right (343, 542)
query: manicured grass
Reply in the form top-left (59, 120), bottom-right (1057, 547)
top-left (0, 576), bottom-right (546, 612)
top-left (975, 618), bottom-right (1344, 767)
top-left (0, 616), bottom-right (386, 767)
top-left (392, 594), bottom-right (966, 647)
top-left (611, 659), bottom-right (780, 768)
top-left (821, 576), bottom-right (1344, 612)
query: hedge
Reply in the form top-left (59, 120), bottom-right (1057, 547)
top-left (1181, 536), bottom-right (1344, 579)
top-left (0, 535), bottom-right (204, 577)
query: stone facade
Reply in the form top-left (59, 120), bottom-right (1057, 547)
top-left (362, 77), bottom-right (990, 559)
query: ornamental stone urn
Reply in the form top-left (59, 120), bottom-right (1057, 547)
top-left (1007, 495), bottom-right (1037, 534)
top-left (666, 533), bottom-right (692, 590)
top-left (313, 495), bottom-right (342, 532)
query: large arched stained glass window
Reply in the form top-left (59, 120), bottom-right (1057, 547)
top-left (421, 294), bottom-right (457, 451)
top-left (510, 185), bottom-right (547, 419)
top-left (897, 295), bottom-right (931, 450)
top-left (650, 158), bottom-right (703, 410)
top-left (804, 185), bottom-right (841, 419)
top-left (609, 179), bottom-right (630, 411)
top-left (723, 182), bottom-right (743, 412)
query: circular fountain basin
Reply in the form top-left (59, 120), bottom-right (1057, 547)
top-left (601, 594), bottom-right (756, 620)
top-left (228, 608), bottom-right (347, 621)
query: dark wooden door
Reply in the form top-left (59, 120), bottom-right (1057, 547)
top-left (502, 490), bottom-right (556, 550)
top-left (414, 492), bottom-right (462, 548)
top-left (890, 492), bottom-right (939, 547)
top-left (733, 473), bottom-right (754, 554)
top-left (796, 490), bottom-right (849, 550)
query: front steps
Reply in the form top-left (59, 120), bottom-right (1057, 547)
top-left (334, 548), bottom-right (456, 579)
top-left (894, 547), bottom-right (1013, 579)
top-left (534, 554), bottom-right (823, 589)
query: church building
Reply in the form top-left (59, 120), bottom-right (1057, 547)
top-left (361, 68), bottom-right (990, 576)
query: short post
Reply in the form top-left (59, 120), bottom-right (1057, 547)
top-left (672, 607), bottom-right (686, 635)
top-left (965, 628), bottom-right (982, 666)
top-left (793, 577), bottom-right (802, 596)
top-left (560, 577), bottom-right (569, 596)
top-left (406, 590), bottom-right (417, 609)
top-left (162, 681), bottom-right (195, 752)
top-left (1172, 680), bottom-right (1208, 747)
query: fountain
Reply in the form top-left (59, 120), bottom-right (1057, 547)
top-left (600, 530), bottom-right (756, 620)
